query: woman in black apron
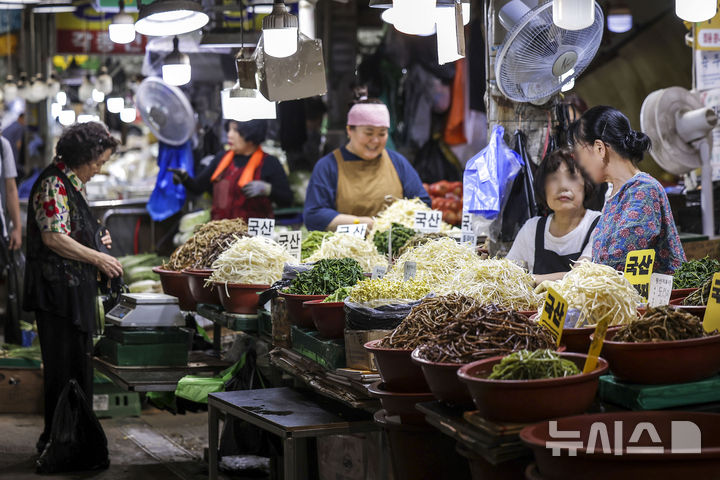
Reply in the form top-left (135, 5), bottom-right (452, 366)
top-left (506, 148), bottom-right (600, 284)
top-left (24, 122), bottom-right (121, 454)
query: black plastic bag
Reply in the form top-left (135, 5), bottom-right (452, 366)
top-left (36, 379), bottom-right (110, 474)
top-left (413, 135), bottom-right (462, 184)
top-left (499, 130), bottom-right (539, 242)
top-left (344, 298), bottom-right (426, 331)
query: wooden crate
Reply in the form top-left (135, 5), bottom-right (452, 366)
top-left (0, 367), bottom-right (44, 414)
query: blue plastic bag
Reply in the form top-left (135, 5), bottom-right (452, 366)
top-left (463, 125), bottom-right (524, 220)
top-left (146, 141), bottom-right (194, 221)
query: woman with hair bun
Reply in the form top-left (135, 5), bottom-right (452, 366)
top-left (569, 106), bottom-right (685, 274)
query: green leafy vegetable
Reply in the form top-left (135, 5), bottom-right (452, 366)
top-left (323, 286), bottom-right (353, 303)
top-left (373, 223), bottom-right (416, 257)
top-left (287, 258), bottom-right (364, 295)
top-left (488, 349), bottom-right (580, 380)
top-left (673, 257), bottom-right (720, 289)
top-left (301, 231), bottom-right (334, 261)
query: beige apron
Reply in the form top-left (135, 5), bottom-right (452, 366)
top-left (333, 148), bottom-right (404, 217)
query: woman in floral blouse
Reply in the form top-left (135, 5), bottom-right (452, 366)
top-left (569, 106), bottom-right (685, 274)
top-left (24, 122), bottom-right (122, 456)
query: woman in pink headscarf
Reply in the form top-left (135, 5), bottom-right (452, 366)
top-left (304, 97), bottom-right (430, 231)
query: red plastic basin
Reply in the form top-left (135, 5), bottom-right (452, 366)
top-left (278, 291), bottom-right (326, 328)
top-left (367, 381), bottom-right (434, 424)
top-left (561, 325), bottom-right (621, 354)
top-left (152, 266), bottom-right (196, 311)
top-left (597, 329), bottom-right (720, 384)
top-left (410, 348), bottom-right (472, 408)
top-left (671, 287), bottom-right (697, 299)
top-left (303, 300), bottom-right (345, 339)
top-left (457, 352), bottom-right (608, 423)
top-left (215, 282), bottom-right (269, 314)
top-left (183, 269), bottom-right (218, 305)
top-left (521, 411), bottom-right (720, 480)
top-left (364, 339), bottom-right (429, 392)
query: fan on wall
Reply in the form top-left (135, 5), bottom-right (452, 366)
top-left (640, 86), bottom-right (718, 236)
top-left (495, 0), bottom-right (604, 103)
top-left (135, 76), bottom-right (195, 146)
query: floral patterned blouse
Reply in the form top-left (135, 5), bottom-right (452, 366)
top-left (591, 172), bottom-right (685, 274)
top-left (33, 160), bottom-right (85, 235)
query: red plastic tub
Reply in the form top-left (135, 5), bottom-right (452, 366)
top-left (152, 266), bottom-right (196, 311)
top-left (671, 287), bottom-right (697, 300)
top-left (215, 282), bottom-right (269, 314)
top-left (183, 269), bottom-right (218, 305)
top-left (367, 381), bottom-right (434, 424)
top-left (520, 411), bottom-right (720, 480)
top-left (597, 329), bottom-right (720, 384)
top-left (363, 339), bottom-right (429, 392)
top-left (278, 291), bottom-right (326, 328)
top-left (457, 352), bottom-right (608, 423)
top-left (303, 300), bottom-right (345, 339)
top-left (410, 348), bottom-right (472, 408)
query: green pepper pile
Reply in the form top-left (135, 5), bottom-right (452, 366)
top-left (682, 277), bottom-right (714, 306)
top-left (286, 258), bottom-right (364, 295)
top-left (373, 223), bottom-right (416, 257)
top-left (301, 231), bottom-right (334, 261)
top-left (488, 350), bottom-right (580, 380)
top-left (673, 257), bottom-right (720, 289)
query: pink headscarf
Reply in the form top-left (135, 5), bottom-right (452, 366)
top-left (347, 103), bottom-right (390, 128)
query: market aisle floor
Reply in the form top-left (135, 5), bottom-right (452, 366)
top-left (0, 409), bottom-right (241, 480)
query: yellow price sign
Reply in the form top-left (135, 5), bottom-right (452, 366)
top-left (583, 318), bottom-right (610, 374)
top-left (539, 286), bottom-right (567, 347)
top-left (703, 273), bottom-right (720, 333)
top-left (623, 249), bottom-right (656, 301)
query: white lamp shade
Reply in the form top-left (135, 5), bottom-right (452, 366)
top-left (381, 8), bottom-right (436, 36)
top-left (607, 11), bottom-right (632, 33)
top-left (120, 107), bottom-right (136, 123)
top-left (676, 0), bottom-right (717, 22)
top-left (553, 0), bottom-right (595, 30)
top-left (162, 63), bottom-right (192, 86)
top-left (29, 79), bottom-right (49, 102)
top-left (56, 91), bottom-right (67, 106)
top-left (4, 83), bottom-right (18, 103)
top-left (135, 9), bottom-right (209, 36)
top-left (262, 27), bottom-right (299, 58)
top-left (92, 88), bottom-right (105, 103)
top-left (221, 85), bottom-right (277, 121)
top-left (107, 97), bottom-right (124, 113)
top-left (436, 6), bottom-right (464, 64)
top-left (392, 0), bottom-right (436, 36)
top-left (50, 102), bottom-right (61, 119)
top-left (109, 22), bottom-right (136, 44)
top-left (59, 109), bottom-right (76, 126)
top-left (78, 79), bottom-right (94, 102)
top-left (78, 114), bottom-right (100, 123)
top-left (96, 74), bottom-right (113, 95)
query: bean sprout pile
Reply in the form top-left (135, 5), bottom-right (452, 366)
top-left (164, 218), bottom-right (248, 271)
top-left (305, 233), bottom-right (388, 272)
top-left (208, 236), bottom-right (295, 286)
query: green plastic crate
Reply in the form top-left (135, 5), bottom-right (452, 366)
top-left (93, 382), bottom-right (141, 418)
top-left (104, 326), bottom-right (190, 345)
top-left (96, 337), bottom-right (188, 367)
top-left (599, 374), bottom-right (720, 410)
top-left (291, 326), bottom-right (346, 370)
top-left (197, 303), bottom-right (258, 332)
top-left (0, 357), bottom-right (41, 369)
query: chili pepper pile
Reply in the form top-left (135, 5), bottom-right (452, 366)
top-left (415, 305), bottom-right (555, 364)
top-left (286, 258), bottom-right (364, 295)
top-left (614, 306), bottom-right (715, 342)
top-left (682, 277), bottom-right (713, 306)
top-left (673, 257), bottom-right (720, 289)
top-left (373, 223), bottom-right (416, 257)
top-left (488, 350), bottom-right (580, 380)
top-left (379, 294), bottom-right (480, 349)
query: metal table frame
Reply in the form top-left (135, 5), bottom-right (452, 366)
top-left (208, 387), bottom-right (380, 480)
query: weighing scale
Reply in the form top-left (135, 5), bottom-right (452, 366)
top-left (106, 293), bottom-right (185, 328)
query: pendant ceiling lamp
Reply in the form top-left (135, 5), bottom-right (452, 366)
top-left (109, 0), bottom-right (136, 44)
top-left (262, 0), bottom-right (299, 58)
top-left (106, 97), bottom-right (125, 114)
top-left (95, 66), bottom-right (113, 95)
top-left (392, 0), bottom-right (436, 36)
top-left (607, 4), bottom-right (632, 33)
top-left (222, 49), bottom-right (277, 121)
top-left (553, 0), bottom-right (595, 30)
top-left (676, 0), bottom-right (717, 22)
top-left (162, 36), bottom-right (191, 86)
top-left (135, 0), bottom-right (209, 37)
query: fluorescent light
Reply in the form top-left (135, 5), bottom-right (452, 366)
top-left (436, 5), bottom-right (464, 64)
top-left (135, 0), bottom-right (209, 36)
top-left (162, 36), bottom-right (191, 86)
top-left (107, 97), bottom-right (124, 113)
top-left (56, 91), bottom-right (67, 106)
top-left (51, 102), bottom-right (61, 119)
top-left (120, 107), bottom-right (136, 123)
top-left (33, 4), bottom-right (76, 13)
top-left (78, 114), bottom-right (100, 123)
top-left (59, 110), bottom-right (76, 126)
top-left (262, 1), bottom-right (299, 58)
top-left (92, 88), bottom-right (105, 103)
top-left (553, 0), bottom-right (595, 30)
top-left (607, 10), bottom-right (632, 33)
top-left (221, 83), bottom-right (277, 121)
top-left (676, 0), bottom-right (717, 22)
top-left (392, 0), bottom-right (436, 36)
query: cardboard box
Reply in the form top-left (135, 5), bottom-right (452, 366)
top-left (344, 329), bottom-right (392, 371)
top-left (0, 367), bottom-right (44, 414)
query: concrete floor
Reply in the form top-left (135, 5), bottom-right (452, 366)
top-left (0, 408), bottom-right (237, 480)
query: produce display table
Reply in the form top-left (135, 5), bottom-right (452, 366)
top-left (207, 387), bottom-right (379, 480)
top-left (92, 352), bottom-right (231, 392)
top-left (195, 303), bottom-right (259, 351)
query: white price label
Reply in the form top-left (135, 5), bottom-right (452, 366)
top-left (461, 213), bottom-right (473, 233)
top-left (648, 273), bottom-right (673, 307)
top-left (403, 261), bottom-right (417, 281)
top-left (93, 394), bottom-right (109, 412)
top-left (336, 223), bottom-right (367, 238)
top-left (371, 265), bottom-right (387, 280)
top-left (277, 230), bottom-right (302, 263)
top-left (248, 218), bottom-right (275, 238)
top-left (414, 210), bottom-right (442, 233)
top-left (461, 232), bottom-right (477, 248)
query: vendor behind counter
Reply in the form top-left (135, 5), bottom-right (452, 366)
top-left (304, 97), bottom-right (430, 231)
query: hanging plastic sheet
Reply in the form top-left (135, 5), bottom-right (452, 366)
top-left (146, 141), bottom-right (194, 221)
